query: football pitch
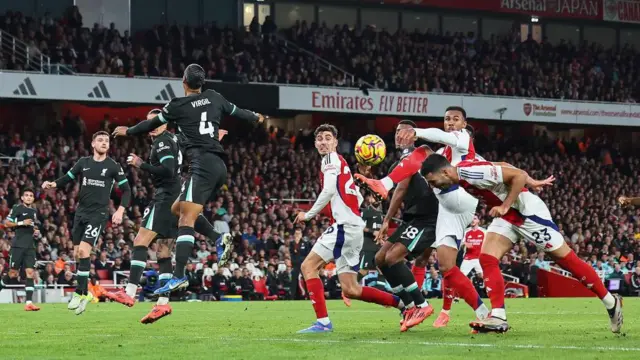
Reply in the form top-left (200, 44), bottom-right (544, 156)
top-left (1, 298), bottom-right (637, 360)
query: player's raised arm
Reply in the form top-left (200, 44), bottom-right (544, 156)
top-left (491, 161), bottom-right (555, 191)
top-left (619, 196), bottom-right (640, 207)
top-left (414, 127), bottom-right (468, 149)
top-left (303, 157), bottom-right (338, 220)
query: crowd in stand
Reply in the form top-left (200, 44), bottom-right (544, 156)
top-left (2, 8), bottom-right (639, 102)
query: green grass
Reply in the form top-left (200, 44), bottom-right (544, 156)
top-left (0, 298), bottom-right (637, 360)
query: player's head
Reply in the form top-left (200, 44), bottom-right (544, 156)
top-left (314, 124), bottom-right (338, 156)
top-left (471, 214), bottom-right (480, 227)
top-left (396, 119), bottom-right (416, 148)
top-left (147, 108), bottom-right (167, 137)
top-left (420, 154), bottom-right (456, 189)
top-left (91, 131), bottom-right (110, 155)
top-left (183, 63), bottom-right (205, 93)
top-left (21, 188), bottom-right (35, 205)
top-left (444, 106), bottom-right (467, 132)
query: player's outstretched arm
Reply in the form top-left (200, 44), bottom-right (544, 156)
top-left (118, 116), bottom-right (165, 137)
top-left (492, 162), bottom-right (554, 191)
top-left (127, 153), bottom-right (174, 178)
top-left (619, 196), bottom-right (640, 207)
top-left (492, 166), bottom-right (527, 216)
top-left (303, 170), bottom-right (338, 221)
top-left (376, 177), bottom-right (410, 244)
top-left (220, 96), bottom-right (264, 124)
top-left (47, 159), bottom-right (84, 188)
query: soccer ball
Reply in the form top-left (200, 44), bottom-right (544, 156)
top-left (354, 134), bottom-right (386, 166)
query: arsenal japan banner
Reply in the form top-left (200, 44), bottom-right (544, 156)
top-left (367, 0), bottom-right (602, 20)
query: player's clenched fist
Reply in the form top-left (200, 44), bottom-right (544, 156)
top-left (41, 181), bottom-right (56, 190)
top-left (293, 211), bottom-right (307, 224)
top-left (396, 127), bottom-right (417, 149)
top-left (127, 153), bottom-right (143, 168)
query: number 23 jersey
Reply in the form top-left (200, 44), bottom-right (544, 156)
top-left (320, 152), bottom-right (364, 227)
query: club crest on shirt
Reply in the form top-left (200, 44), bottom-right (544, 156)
top-left (101, 168), bottom-right (107, 176)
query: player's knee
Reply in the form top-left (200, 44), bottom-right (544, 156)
top-left (25, 268), bottom-right (34, 278)
top-left (300, 259), bottom-right (316, 279)
top-left (384, 249), bottom-right (403, 266)
top-left (375, 250), bottom-right (387, 267)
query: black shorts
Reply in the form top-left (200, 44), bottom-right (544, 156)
top-left (72, 212), bottom-right (108, 246)
top-left (10, 247), bottom-right (36, 270)
top-left (387, 218), bottom-right (436, 257)
top-left (359, 250), bottom-right (378, 270)
top-left (180, 150), bottom-right (227, 206)
top-left (142, 198), bottom-right (178, 239)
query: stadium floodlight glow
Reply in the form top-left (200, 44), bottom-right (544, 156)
top-left (531, 16), bottom-right (539, 23)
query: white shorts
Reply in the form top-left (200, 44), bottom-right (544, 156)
top-left (435, 185), bottom-right (479, 215)
top-left (460, 258), bottom-right (483, 276)
top-left (433, 205), bottom-right (474, 250)
top-left (312, 223), bottom-right (364, 274)
top-left (486, 193), bottom-right (564, 252)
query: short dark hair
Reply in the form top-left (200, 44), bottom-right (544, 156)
top-left (21, 188), bottom-right (34, 196)
top-left (314, 124), bottom-right (338, 138)
top-left (92, 131), bottom-right (110, 140)
top-left (445, 106), bottom-right (467, 119)
top-left (398, 119), bottom-right (416, 128)
top-left (183, 63), bottom-right (205, 89)
top-left (420, 154), bottom-right (451, 176)
top-left (148, 108), bottom-right (162, 116)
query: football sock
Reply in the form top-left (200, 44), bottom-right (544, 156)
top-left (411, 265), bottom-right (426, 289)
top-left (554, 250), bottom-right (615, 309)
top-left (479, 254), bottom-right (506, 319)
top-left (443, 266), bottom-right (488, 318)
top-left (305, 278), bottom-right (329, 323)
top-left (76, 257), bottom-right (91, 296)
top-left (194, 214), bottom-right (222, 241)
top-left (175, 227), bottom-right (195, 279)
top-left (126, 245), bottom-right (148, 297)
top-left (441, 278), bottom-right (453, 311)
top-left (385, 146), bottom-right (430, 187)
top-left (25, 277), bottom-right (34, 302)
top-left (359, 286), bottom-right (401, 308)
top-left (379, 264), bottom-right (412, 308)
top-left (157, 257), bottom-right (173, 304)
top-left (387, 262), bottom-right (428, 307)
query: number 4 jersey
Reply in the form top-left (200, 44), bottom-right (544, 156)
top-left (158, 89), bottom-right (260, 154)
top-left (456, 161), bottom-right (564, 251)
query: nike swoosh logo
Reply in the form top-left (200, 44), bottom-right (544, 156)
top-left (83, 168), bottom-right (90, 171)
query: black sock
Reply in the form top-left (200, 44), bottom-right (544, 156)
top-left (194, 214), bottom-right (221, 241)
top-left (26, 277), bottom-right (34, 301)
top-left (129, 245), bottom-right (148, 286)
top-left (379, 264), bottom-right (412, 308)
top-left (76, 257), bottom-right (91, 296)
top-left (175, 227), bottom-right (195, 278)
top-left (386, 262), bottom-right (427, 307)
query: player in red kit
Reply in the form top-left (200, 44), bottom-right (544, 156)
top-left (294, 124), bottom-right (404, 334)
top-left (460, 215), bottom-right (485, 279)
top-left (421, 155), bottom-right (623, 334)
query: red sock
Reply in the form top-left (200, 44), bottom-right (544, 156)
top-left (359, 286), bottom-right (400, 307)
top-left (441, 278), bottom-right (454, 311)
top-left (388, 146), bottom-right (429, 184)
top-left (306, 278), bottom-right (328, 319)
top-left (479, 254), bottom-right (505, 309)
top-left (411, 265), bottom-right (426, 289)
top-left (554, 250), bottom-right (609, 299)
top-left (443, 266), bottom-right (483, 310)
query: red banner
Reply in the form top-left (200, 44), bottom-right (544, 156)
top-left (370, 0), bottom-right (602, 20)
top-left (603, 0), bottom-right (640, 24)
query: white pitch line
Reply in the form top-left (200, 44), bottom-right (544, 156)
top-left (1, 333), bottom-right (633, 352)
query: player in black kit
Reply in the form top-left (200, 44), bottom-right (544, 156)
top-left (42, 131), bottom-right (131, 315)
top-left (1, 188), bottom-right (42, 311)
top-left (113, 63), bottom-right (264, 295)
top-left (375, 120), bottom-right (439, 332)
top-left (110, 109), bottom-right (229, 324)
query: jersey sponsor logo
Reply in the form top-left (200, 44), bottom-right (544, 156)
top-left (191, 98), bottom-right (211, 108)
top-left (101, 168), bottom-right (107, 176)
top-left (158, 145), bottom-right (170, 151)
top-left (83, 177), bottom-right (107, 187)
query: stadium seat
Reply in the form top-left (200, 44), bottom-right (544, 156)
top-left (97, 270), bottom-right (109, 280)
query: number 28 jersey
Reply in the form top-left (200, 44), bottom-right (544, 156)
top-left (158, 89), bottom-right (258, 154)
top-left (321, 152), bottom-right (364, 227)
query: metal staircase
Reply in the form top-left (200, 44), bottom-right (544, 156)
top-left (0, 30), bottom-right (75, 74)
